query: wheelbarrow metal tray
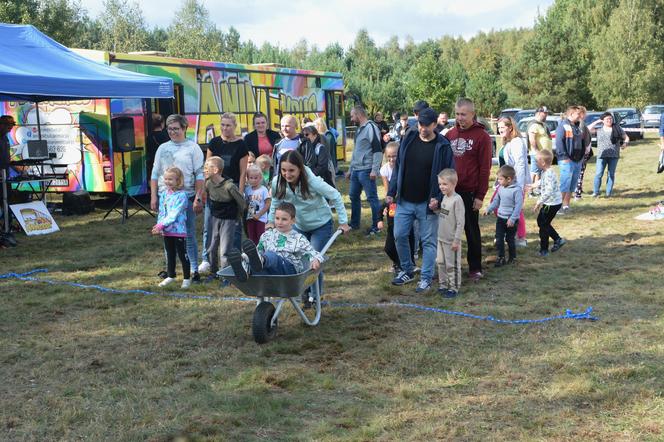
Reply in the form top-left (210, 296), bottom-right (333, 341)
top-left (218, 262), bottom-right (325, 298)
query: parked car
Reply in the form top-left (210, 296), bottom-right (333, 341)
top-left (498, 108), bottom-right (522, 120)
top-left (606, 107), bottom-right (644, 140)
top-left (584, 111), bottom-right (604, 146)
top-left (642, 104), bottom-right (664, 128)
top-left (514, 109), bottom-right (536, 123)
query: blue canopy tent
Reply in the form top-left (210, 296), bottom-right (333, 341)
top-left (0, 23), bottom-right (174, 236)
top-left (0, 23), bottom-right (173, 101)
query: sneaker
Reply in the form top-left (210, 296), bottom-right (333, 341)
top-left (205, 273), bottom-right (220, 283)
top-left (469, 271), bottom-right (483, 282)
top-left (197, 261), bottom-right (211, 274)
top-left (551, 238), bottom-right (567, 252)
top-left (507, 257), bottom-right (516, 265)
top-left (227, 249), bottom-right (249, 282)
top-left (391, 270), bottom-right (415, 286)
top-left (191, 272), bottom-right (201, 284)
top-left (591, 193), bottom-right (599, 198)
top-left (392, 265), bottom-right (402, 276)
top-left (445, 289), bottom-right (458, 298)
top-left (415, 280), bottom-right (431, 293)
top-left (412, 266), bottom-right (421, 274)
top-left (538, 249), bottom-right (549, 257)
top-left (158, 277), bottom-right (175, 287)
top-left (494, 257), bottom-right (506, 267)
top-left (157, 270), bottom-right (168, 279)
top-left (301, 292), bottom-right (313, 310)
top-left (365, 226), bottom-right (381, 237)
top-left (516, 238), bottom-right (528, 248)
top-left (437, 284), bottom-right (447, 295)
top-left (559, 206), bottom-right (570, 215)
top-left (242, 239), bottom-right (263, 272)
top-left (181, 279), bottom-right (191, 289)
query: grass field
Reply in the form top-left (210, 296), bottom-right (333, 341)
top-left (2, 135), bottom-right (664, 441)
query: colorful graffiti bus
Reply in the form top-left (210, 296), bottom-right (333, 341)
top-left (1, 50), bottom-right (346, 195)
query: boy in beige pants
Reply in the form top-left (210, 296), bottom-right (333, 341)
top-left (434, 169), bottom-right (465, 298)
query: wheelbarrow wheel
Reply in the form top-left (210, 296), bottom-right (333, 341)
top-left (252, 301), bottom-right (278, 344)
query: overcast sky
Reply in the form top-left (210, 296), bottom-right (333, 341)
top-left (84, 0), bottom-right (555, 49)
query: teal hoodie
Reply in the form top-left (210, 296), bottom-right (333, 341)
top-left (268, 166), bottom-right (348, 232)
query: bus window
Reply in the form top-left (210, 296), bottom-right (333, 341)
top-left (153, 83), bottom-right (184, 118)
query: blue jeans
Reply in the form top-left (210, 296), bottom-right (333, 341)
top-left (593, 157), bottom-right (619, 196)
top-left (254, 251), bottom-right (297, 276)
top-left (295, 218), bottom-right (333, 293)
top-left (349, 169), bottom-right (381, 229)
top-left (393, 200), bottom-right (438, 282)
top-left (201, 203), bottom-right (211, 263)
top-left (184, 197), bottom-right (199, 272)
top-left (559, 160), bottom-right (582, 193)
top-left (529, 154), bottom-right (541, 175)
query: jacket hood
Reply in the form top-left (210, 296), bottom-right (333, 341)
top-left (402, 127), bottom-right (447, 146)
top-left (455, 120), bottom-right (487, 132)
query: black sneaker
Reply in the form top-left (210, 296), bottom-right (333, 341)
top-left (551, 238), bottom-right (567, 252)
top-left (301, 292), bottom-right (313, 310)
top-left (507, 257), bottom-right (516, 265)
top-left (191, 271), bottom-right (201, 284)
top-left (157, 270), bottom-right (168, 279)
top-left (227, 249), bottom-right (248, 282)
top-left (365, 226), bottom-right (381, 237)
top-left (444, 289), bottom-right (458, 298)
top-left (242, 239), bottom-right (263, 272)
top-left (494, 257), bottom-right (506, 267)
top-left (538, 249), bottom-right (549, 257)
top-left (205, 273), bottom-right (219, 283)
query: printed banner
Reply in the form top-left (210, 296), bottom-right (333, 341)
top-left (10, 201), bottom-right (60, 236)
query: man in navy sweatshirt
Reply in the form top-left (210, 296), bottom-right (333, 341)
top-left (387, 107), bottom-right (455, 293)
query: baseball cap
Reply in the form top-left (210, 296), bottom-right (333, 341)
top-left (536, 106), bottom-right (549, 113)
top-left (413, 100), bottom-right (430, 113)
top-left (417, 108), bottom-right (437, 126)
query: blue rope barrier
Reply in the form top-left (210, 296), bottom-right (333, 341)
top-left (1, 269), bottom-right (598, 323)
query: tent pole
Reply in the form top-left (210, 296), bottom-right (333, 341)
top-left (35, 102), bottom-right (42, 139)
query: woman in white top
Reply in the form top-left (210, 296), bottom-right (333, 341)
top-left (497, 117), bottom-right (531, 245)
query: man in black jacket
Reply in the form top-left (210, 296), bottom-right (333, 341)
top-left (386, 108), bottom-right (455, 293)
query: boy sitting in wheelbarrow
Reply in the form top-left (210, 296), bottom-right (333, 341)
top-left (228, 202), bottom-right (324, 281)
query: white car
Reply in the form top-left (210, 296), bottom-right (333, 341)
top-left (642, 104), bottom-right (664, 128)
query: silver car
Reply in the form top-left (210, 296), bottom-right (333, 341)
top-left (642, 104), bottom-right (664, 128)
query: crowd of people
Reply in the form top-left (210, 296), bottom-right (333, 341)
top-left (149, 112), bottom-right (348, 293)
top-left (144, 97), bottom-right (652, 297)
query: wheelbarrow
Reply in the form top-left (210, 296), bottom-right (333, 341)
top-left (219, 229), bottom-right (343, 343)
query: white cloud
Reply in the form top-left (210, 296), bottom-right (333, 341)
top-left (82, 0), bottom-right (554, 49)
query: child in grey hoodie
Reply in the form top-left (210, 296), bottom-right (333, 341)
top-left (483, 165), bottom-right (523, 266)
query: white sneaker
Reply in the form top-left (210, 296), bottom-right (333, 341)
top-left (159, 277), bottom-right (175, 287)
top-left (181, 279), bottom-right (191, 289)
top-left (198, 261), bottom-right (211, 273)
top-left (516, 239), bottom-right (528, 248)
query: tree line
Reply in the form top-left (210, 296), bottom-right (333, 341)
top-left (2, 0), bottom-right (663, 118)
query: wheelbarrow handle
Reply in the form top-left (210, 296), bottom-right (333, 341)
top-left (319, 228), bottom-right (344, 255)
